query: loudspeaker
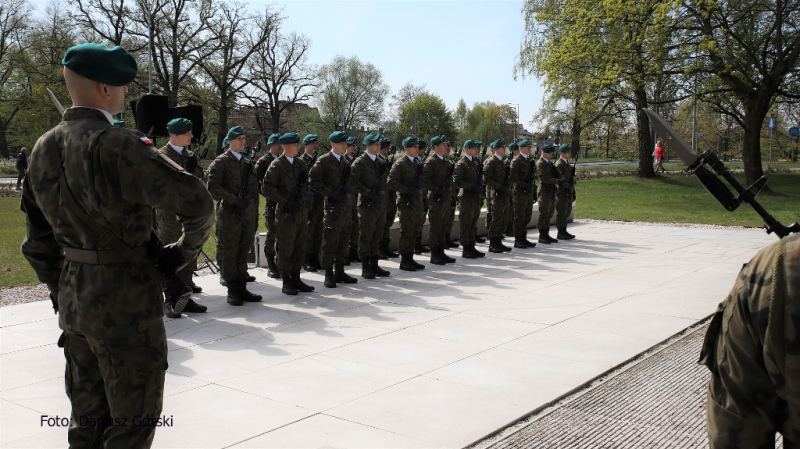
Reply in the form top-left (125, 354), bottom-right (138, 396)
top-left (130, 94), bottom-right (170, 137)
top-left (169, 105), bottom-right (204, 143)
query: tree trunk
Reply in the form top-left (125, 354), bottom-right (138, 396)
top-left (741, 94), bottom-right (770, 188)
top-left (217, 89), bottom-right (229, 157)
top-left (634, 85), bottom-right (654, 178)
top-left (0, 120), bottom-right (9, 159)
top-left (270, 92), bottom-right (281, 135)
top-left (571, 113), bottom-right (581, 159)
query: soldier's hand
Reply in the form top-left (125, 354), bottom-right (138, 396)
top-left (283, 201), bottom-right (300, 212)
top-left (155, 243), bottom-right (190, 278)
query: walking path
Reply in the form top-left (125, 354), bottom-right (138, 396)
top-left (0, 221), bottom-right (775, 448)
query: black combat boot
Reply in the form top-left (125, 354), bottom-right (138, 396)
top-left (293, 272), bottom-right (315, 292)
top-left (475, 236), bottom-right (487, 243)
top-left (499, 238), bottom-right (512, 252)
top-left (414, 237), bottom-right (424, 255)
top-left (238, 280), bottom-right (262, 302)
top-left (373, 256), bottom-right (390, 277)
top-left (163, 290), bottom-right (182, 318)
top-left (441, 247), bottom-right (456, 263)
top-left (362, 257), bottom-right (376, 280)
top-left (378, 239), bottom-right (390, 260)
top-left (557, 228), bottom-right (575, 240)
top-left (462, 246), bottom-right (478, 259)
top-left (312, 252), bottom-right (324, 270)
top-left (399, 253), bottom-right (418, 271)
top-left (183, 298), bottom-right (207, 313)
top-left (546, 231), bottom-right (559, 243)
top-left (324, 267), bottom-right (337, 288)
top-left (190, 283), bottom-right (203, 293)
top-left (384, 238), bottom-right (399, 258)
top-left (430, 246), bottom-right (448, 265)
top-left (411, 254), bottom-right (425, 270)
top-left (303, 253), bottom-right (318, 272)
top-left (281, 275), bottom-right (298, 296)
top-left (335, 263), bottom-right (358, 284)
top-left (227, 282), bottom-right (244, 306)
top-left (471, 244), bottom-right (486, 258)
top-left (489, 238), bottom-right (506, 253)
top-left (514, 237), bottom-right (529, 249)
top-left (267, 256), bottom-right (281, 279)
top-left (446, 236), bottom-right (459, 249)
top-left (538, 231), bottom-right (554, 244)
top-left (348, 244), bottom-right (361, 263)
top-left (244, 273), bottom-right (256, 282)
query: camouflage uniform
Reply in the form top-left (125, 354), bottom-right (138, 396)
top-left (262, 155), bottom-right (310, 277)
top-left (424, 153), bottom-right (455, 264)
top-left (301, 151), bottom-right (324, 268)
top-left (155, 143), bottom-right (206, 287)
top-left (347, 153), bottom-right (360, 261)
top-left (380, 152), bottom-right (399, 258)
top-left (555, 157), bottom-right (575, 237)
top-left (351, 152), bottom-right (391, 278)
top-left (309, 152), bottom-right (353, 270)
top-left (445, 154), bottom-right (459, 248)
top-left (510, 153), bottom-right (537, 247)
top-left (388, 155), bottom-right (425, 268)
top-left (484, 155), bottom-right (510, 246)
top-left (536, 155), bottom-right (558, 242)
top-left (255, 150), bottom-right (281, 276)
top-left (700, 233), bottom-right (800, 448)
top-left (454, 154), bottom-right (483, 257)
top-left (206, 150), bottom-right (260, 285)
top-left (20, 108), bottom-right (214, 448)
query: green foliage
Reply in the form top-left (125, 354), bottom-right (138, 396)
top-left (397, 93), bottom-right (456, 144)
top-left (314, 55), bottom-right (389, 132)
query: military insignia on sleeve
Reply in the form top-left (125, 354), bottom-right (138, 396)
top-left (140, 136), bottom-right (154, 145)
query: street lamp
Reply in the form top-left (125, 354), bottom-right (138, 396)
top-left (507, 103), bottom-right (520, 142)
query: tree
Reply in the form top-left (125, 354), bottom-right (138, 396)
top-left (682, 0), bottom-right (800, 186)
top-left (71, 0), bottom-right (142, 48)
top-left (397, 93), bottom-right (456, 144)
top-left (243, 24), bottom-right (315, 135)
top-left (0, 0), bottom-right (32, 157)
top-left (455, 98), bottom-right (468, 131)
top-left (314, 55), bottom-right (389, 132)
top-left (196, 2), bottom-right (276, 154)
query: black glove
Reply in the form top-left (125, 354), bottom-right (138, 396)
top-left (233, 196), bottom-right (248, 208)
top-left (155, 243), bottom-right (190, 276)
top-left (284, 201), bottom-right (300, 212)
top-left (329, 191), bottom-right (347, 204)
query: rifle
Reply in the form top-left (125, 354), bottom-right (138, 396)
top-left (570, 149), bottom-right (578, 201)
top-left (476, 147), bottom-right (487, 204)
top-left (185, 125), bottom-right (210, 175)
top-left (232, 141), bottom-right (261, 218)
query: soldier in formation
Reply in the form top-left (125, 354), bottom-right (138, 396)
top-left (484, 139), bottom-right (512, 253)
top-left (21, 43), bottom-right (214, 447)
top-left (346, 136), bottom-right (361, 263)
top-left (255, 133), bottom-right (283, 278)
top-left (206, 126), bottom-right (262, 305)
top-left (156, 118), bottom-right (209, 317)
top-left (388, 136), bottom-right (427, 271)
top-left (454, 139), bottom-right (485, 258)
top-left (510, 139), bottom-right (538, 248)
top-left (379, 139), bottom-right (400, 259)
top-left (536, 144), bottom-right (559, 244)
top-left (424, 135), bottom-right (457, 265)
top-left (555, 144), bottom-right (576, 240)
top-left (414, 139), bottom-right (431, 256)
top-left (301, 134), bottom-right (324, 272)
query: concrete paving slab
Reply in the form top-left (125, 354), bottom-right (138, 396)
top-left (0, 221), bottom-right (777, 448)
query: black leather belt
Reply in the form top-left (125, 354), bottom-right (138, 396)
top-left (64, 246), bottom-right (148, 265)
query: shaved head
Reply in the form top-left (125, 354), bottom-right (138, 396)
top-left (64, 67), bottom-right (127, 115)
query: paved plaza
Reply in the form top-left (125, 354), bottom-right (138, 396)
top-left (0, 221), bottom-right (776, 448)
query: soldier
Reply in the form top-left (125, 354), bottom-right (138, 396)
top-left (344, 136), bottom-right (360, 263)
top-left (454, 140), bottom-right (485, 258)
top-left (555, 144), bottom-right (576, 240)
top-left (536, 144), bottom-right (559, 244)
top-left (414, 139), bottom-right (432, 255)
top-left (424, 135), bottom-right (457, 265)
top-left (445, 141), bottom-right (460, 250)
top-left (388, 136), bottom-right (426, 271)
top-left (379, 139), bottom-right (399, 259)
top-left (15, 147), bottom-right (28, 190)
top-left (310, 131), bottom-right (359, 287)
top-left (20, 43), bottom-right (214, 447)
top-left (351, 132), bottom-right (391, 279)
top-left (300, 134), bottom-right (324, 272)
top-left (206, 126), bottom-right (263, 305)
top-left (505, 142), bottom-right (520, 237)
top-left (474, 140), bottom-right (488, 244)
top-left (156, 118), bottom-right (209, 318)
top-left (255, 133), bottom-right (282, 279)
top-left (262, 132), bottom-right (315, 295)
top-left (510, 139), bottom-right (538, 248)
top-left (700, 233), bottom-right (800, 448)
top-left (484, 139), bottom-right (512, 253)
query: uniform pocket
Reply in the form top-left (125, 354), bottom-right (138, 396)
top-left (699, 309), bottom-right (724, 372)
top-left (106, 343), bottom-right (168, 417)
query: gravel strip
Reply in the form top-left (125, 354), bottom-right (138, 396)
top-left (0, 283), bottom-right (51, 307)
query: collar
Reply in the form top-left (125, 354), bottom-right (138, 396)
top-left (169, 143), bottom-right (185, 155)
top-left (541, 156), bottom-right (550, 162)
top-left (407, 155), bottom-right (417, 163)
top-left (230, 150), bottom-right (243, 161)
top-left (286, 156), bottom-right (295, 164)
top-left (367, 152), bottom-right (377, 161)
top-left (437, 154), bottom-right (445, 160)
top-left (332, 152), bottom-right (342, 161)
top-left (494, 154), bottom-right (504, 161)
top-left (305, 152), bottom-right (315, 159)
top-left (466, 155), bottom-right (474, 161)
top-left (561, 157), bottom-right (569, 163)
top-left (520, 153), bottom-right (529, 159)
top-left (69, 106), bottom-right (114, 124)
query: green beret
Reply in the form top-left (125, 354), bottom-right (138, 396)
top-left (558, 144), bottom-right (572, 153)
top-left (329, 131), bottom-right (347, 143)
top-left (489, 139), bottom-right (506, 149)
top-left (475, 140), bottom-right (483, 146)
top-left (346, 136), bottom-right (356, 146)
top-left (518, 139), bottom-right (533, 147)
top-left (402, 136), bottom-right (419, 148)
top-left (279, 132), bottom-right (300, 144)
top-left (267, 133), bottom-right (280, 145)
top-left (62, 43), bottom-right (137, 86)
top-left (541, 144), bottom-right (556, 153)
top-left (222, 125), bottom-right (245, 148)
top-left (362, 132), bottom-right (381, 146)
top-left (508, 142), bottom-right (519, 152)
top-left (166, 118), bottom-right (193, 135)
top-left (380, 138), bottom-right (391, 149)
top-left (303, 134), bottom-right (318, 145)
top-left (463, 140), bottom-right (478, 149)
top-left (430, 135), bottom-right (446, 146)
top-left (113, 118), bottom-right (125, 128)
top-left (418, 139), bottom-right (427, 149)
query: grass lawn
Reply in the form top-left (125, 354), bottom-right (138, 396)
top-left (2, 173), bottom-right (797, 289)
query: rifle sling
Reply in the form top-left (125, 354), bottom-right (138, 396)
top-left (45, 129), bottom-right (168, 284)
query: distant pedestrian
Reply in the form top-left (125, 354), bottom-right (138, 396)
top-left (653, 138), bottom-right (666, 173)
top-left (16, 148), bottom-right (28, 190)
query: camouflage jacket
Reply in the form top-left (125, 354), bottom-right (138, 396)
top-left (701, 232), bottom-right (800, 446)
top-left (255, 150), bottom-right (281, 193)
top-left (20, 107), bottom-right (213, 339)
top-left (388, 155), bottom-right (423, 201)
top-left (536, 157), bottom-right (558, 195)
top-left (206, 150), bottom-right (259, 217)
top-left (424, 154), bottom-right (453, 202)
top-left (454, 155), bottom-right (481, 198)
top-left (309, 152), bottom-right (352, 213)
top-left (155, 143), bottom-right (206, 243)
top-left (510, 154), bottom-right (536, 194)
top-left (262, 155), bottom-right (310, 215)
top-left (483, 155), bottom-right (508, 192)
top-left (350, 152), bottom-right (388, 210)
top-left (555, 157), bottom-right (573, 192)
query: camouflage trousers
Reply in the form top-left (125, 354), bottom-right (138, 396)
top-left (537, 188), bottom-right (556, 232)
top-left (556, 189), bottom-right (573, 230)
top-left (446, 196), bottom-right (457, 241)
top-left (349, 200), bottom-right (359, 247)
top-left (276, 207), bottom-right (308, 276)
top-left (321, 203), bottom-right (351, 268)
top-left (487, 189), bottom-right (509, 239)
top-left (458, 192), bottom-right (481, 247)
top-left (427, 196), bottom-right (450, 249)
top-left (306, 197), bottom-right (323, 256)
top-left (263, 202), bottom-right (277, 257)
top-left (513, 189), bottom-right (534, 238)
top-left (382, 190), bottom-right (397, 240)
top-left (61, 330), bottom-right (167, 449)
top-left (216, 211), bottom-right (256, 283)
top-left (397, 194), bottom-right (423, 254)
top-left (358, 203), bottom-right (386, 259)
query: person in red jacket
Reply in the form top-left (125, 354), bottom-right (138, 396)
top-left (653, 138), bottom-right (666, 173)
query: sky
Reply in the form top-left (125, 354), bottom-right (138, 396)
top-left (252, 0), bottom-right (546, 131)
